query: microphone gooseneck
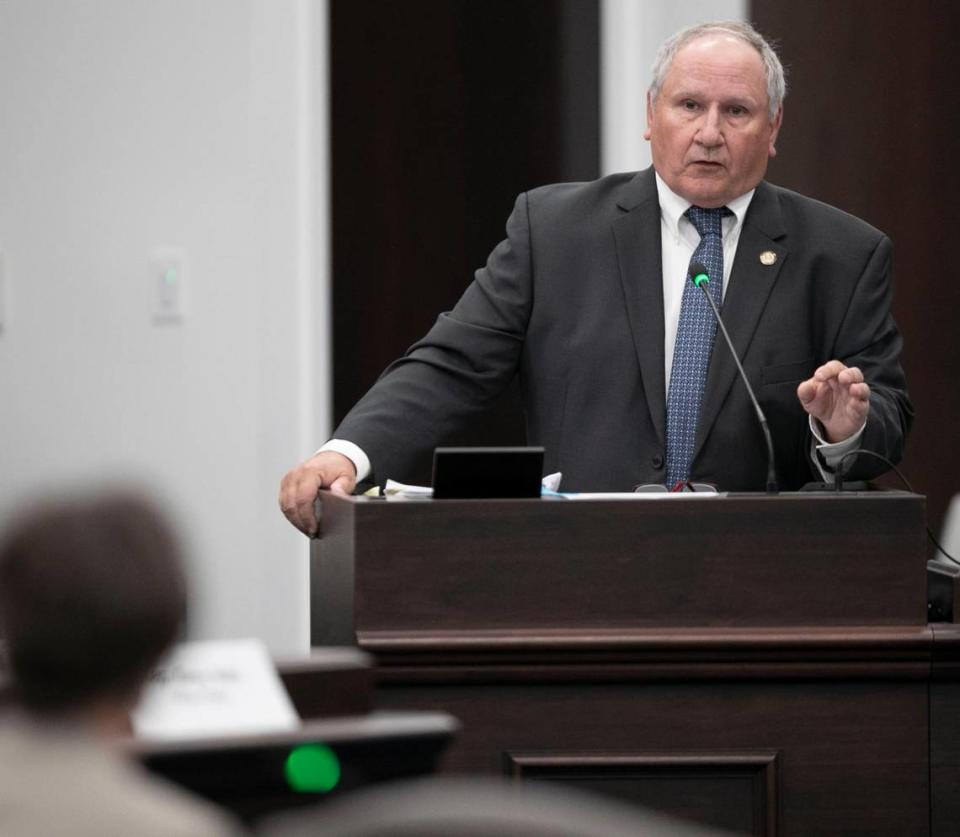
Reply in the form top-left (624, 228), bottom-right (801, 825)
top-left (688, 261), bottom-right (778, 494)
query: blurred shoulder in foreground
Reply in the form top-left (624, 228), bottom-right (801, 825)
top-left (259, 776), bottom-right (732, 837)
top-left (0, 489), bottom-right (244, 837)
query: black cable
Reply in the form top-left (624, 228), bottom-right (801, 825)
top-left (836, 449), bottom-right (960, 567)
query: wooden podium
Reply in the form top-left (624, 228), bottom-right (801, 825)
top-left (311, 491), bottom-right (960, 836)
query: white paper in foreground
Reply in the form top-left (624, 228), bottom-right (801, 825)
top-left (131, 638), bottom-right (300, 741)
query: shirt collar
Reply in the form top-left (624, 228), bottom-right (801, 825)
top-left (654, 172), bottom-right (756, 238)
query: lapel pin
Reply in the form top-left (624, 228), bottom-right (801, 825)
top-left (759, 250), bottom-right (777, 266)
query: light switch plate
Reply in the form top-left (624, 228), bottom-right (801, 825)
top-left (150, 247), bottom-right (189, 324)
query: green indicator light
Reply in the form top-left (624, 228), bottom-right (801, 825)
top-left (284, 743), bottom-right (341, 793)
top-left (164, 268), bottom-right (178, 284)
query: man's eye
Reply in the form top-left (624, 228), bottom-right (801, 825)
top-left (729, 106), bottom-right (746, 116)
top-left (682, 100), bottom-right (698, 110)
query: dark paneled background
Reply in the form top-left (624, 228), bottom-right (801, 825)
top-left (330, 0), bottom-right (599, 484)
top-left (330, 0), bottom-right (959, 532)
top-left (752, 0), bottom-right (960, 530)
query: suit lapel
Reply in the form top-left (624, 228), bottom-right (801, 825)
top-left (612, 169), bottom-right (667, 445)
top-left (693, 181), bottom-right (788, 460)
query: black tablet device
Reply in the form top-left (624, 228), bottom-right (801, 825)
top-left (432, 446), bottom-right (544, 499)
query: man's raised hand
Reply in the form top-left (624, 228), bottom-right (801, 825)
top-left (797, 360), bottom-right (870, 443)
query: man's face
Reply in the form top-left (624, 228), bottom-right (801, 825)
top-left (645, 35), bottom-right (782, 208)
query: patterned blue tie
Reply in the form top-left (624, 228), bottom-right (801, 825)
top-left (665, 205), bottom-right (729, 487)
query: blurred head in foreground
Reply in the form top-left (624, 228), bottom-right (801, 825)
top-left (261, 776), bottom-right (728, 837)
top-left (0, 491), bottom-right (187, 723)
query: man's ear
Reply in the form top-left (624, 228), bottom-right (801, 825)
top-left (768, 105), bottom-right (783, 158)
top-left (644, 90), bottom-right (654, 141)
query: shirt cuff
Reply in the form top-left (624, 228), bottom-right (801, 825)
top-left (316, 439), bottom-right (371, 482)
top-left (808, 415), bottom-right (866, 480)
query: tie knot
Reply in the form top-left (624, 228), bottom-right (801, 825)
top-left (685, 205), bottom-right (729, 238)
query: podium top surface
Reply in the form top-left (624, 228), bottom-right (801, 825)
top-left (332, 489), bottom-right (923, 507)
top-left (312, 490), bottom-right (928, 636)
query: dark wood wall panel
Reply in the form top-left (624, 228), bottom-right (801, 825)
top-left (931, 680), bottom-right (960, 834)
top-left (751, 0), bottom-right (960, 531)
top-left (330, 0), bottom-right (599, 484)
top-left (378, 679), bottom-right (930, 836)
top-left (506, 750), bottom-right (780, 836)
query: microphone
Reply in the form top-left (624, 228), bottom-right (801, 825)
top-left (689, 261), bottom-right (778, 494)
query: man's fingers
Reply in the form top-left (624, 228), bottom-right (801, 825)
top-left (797, 377), bottom-right (818, 405)
top-left (837, 366), bottom-right (864, 385)
top-left (294, 474), bottom-right (323, 536)
top-left (843, 383), bottom-right (871, 426)
top-left (330, 474), bottom-right (357, 497)
top-left (279, 471), bottom-right (320, 535)
top-left (814, 361), bottom-right (866, 387)
top-left (798, 377), bottom-right (832, 410)
top-left (847, 381), bottom-right (870, 402)
top-left (279, 451), bottom-right (358, 537)
top-left (278, 474), bottom-right (301, 529)
top-left (813, 359), bottom-right (847, 381)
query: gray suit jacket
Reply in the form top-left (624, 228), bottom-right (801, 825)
top-left (0, 711), bottom-right (243, 836)
top-left (336, 168), bottom-right (912, 491)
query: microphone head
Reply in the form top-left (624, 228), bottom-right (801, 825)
top-left (689, 261), bottom-right (710, 288)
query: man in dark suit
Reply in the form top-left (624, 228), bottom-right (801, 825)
top-left (280, 21), bottom-right (911, 536)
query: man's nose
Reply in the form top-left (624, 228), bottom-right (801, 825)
top-left (695, 107), bottom-right (723, 147)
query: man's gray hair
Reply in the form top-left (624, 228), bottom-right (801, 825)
top-left (649, 21), bottom-right (787, 120)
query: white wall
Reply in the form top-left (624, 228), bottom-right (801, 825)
top-left (0, 0), bottom-right (751, 655)
top-left (601, 0), bottom-right (746, 174)
top-left (0, 0), bottom-right (329, 656)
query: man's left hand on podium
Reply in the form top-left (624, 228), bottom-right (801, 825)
top-left (279, 451), bottom-right (357, 537)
